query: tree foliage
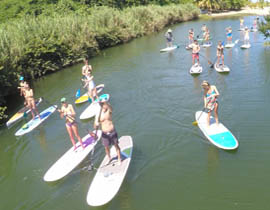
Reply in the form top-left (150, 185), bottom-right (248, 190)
top-left (259, 15), bottom-right (270, 40)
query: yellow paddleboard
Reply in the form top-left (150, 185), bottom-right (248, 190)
top-left (75, 84), bottom-right (104, 105)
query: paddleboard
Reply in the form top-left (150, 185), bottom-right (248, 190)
top-left (80, 94), bottom-right (110, 120)
top-left (250, 28), bottom-right (258, 32)
top-left (225, 43), bottom-right (235, 48)
top-left (198, 37), bottom-right (212, 42)
top-left (15, 105), bottom-right (57, 136)
top-left (195, 111), bottom-right (239, 150)
top-left (238, 28), bottom-right (245, 31)
top-left (202, 42), bottom-right (212, 48)
top-left (86, 136), bottom-right (133, 206)
top-left (190, 63), bottom-right (202, 75)
top-left (43, 130), bottom-right (102, 182)
top-left (6, 98), bottom-right (43, 127)
top-left (214, 63), bottom-right (230, 73)
top-left (160, 45), bottom-right (178, 52)
top-left (240, 44), bottom-right (251, 49)
top-left (185, 44), bottom-right (193, 50)
top-left (75, 84), bottom-right (105, 105)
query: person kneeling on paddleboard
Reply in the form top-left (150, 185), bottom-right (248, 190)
top-left (216, 41), bottom-right (224, 67)
top-left (165, 29), bottom-right (173, 48)
top-left (58, 98), bottom-right (85, 150)
top-left (24, 83), bottom-right (40, 120)
top-left (191, 40), bottom-right (200, 65)
top-left (201, 81), bottom-right (219, 126)
top-left (94, 101), bottom-right (122, 165)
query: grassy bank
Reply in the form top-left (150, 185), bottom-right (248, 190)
top-left (0, 4), bottom-right (200, 122)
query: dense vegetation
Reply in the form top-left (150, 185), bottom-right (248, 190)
top-left (195, 0), bottom-right (248, 11)
top-left (0, 2), bottom-right (199, 123)
top-left (259, 15), bottom-right (270, 42)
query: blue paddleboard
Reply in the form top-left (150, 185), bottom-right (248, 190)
top-left (195, 111), bottom-right (238, 150)
top-left (15, 105), bottom-right (57, 136)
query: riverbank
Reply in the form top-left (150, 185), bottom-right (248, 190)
top-left (0, 4), bottom-right (199, 123)
top-left (209, 7), bottom-right (270, 17)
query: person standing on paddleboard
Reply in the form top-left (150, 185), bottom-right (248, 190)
top-left (244, 27), bottom-right (250, 45)
top-left (203, 28), bottom-right (210, 45)
top-left (188, 28), bottom-right (194, 45)
top-left (18, 76), bottom-right (28, 107)
top-left (201, 81), bottom-right (219, 126)
top-left (191, 40), bottom-right (200, 65)
top-left (216, 41), bottom-right (224, 67)
top-left (240, 18), bottom-right (244, 30)
top-left (226, 27), bottom-right (232, 44)
top-left (94, 101), bottom-right (121, 165)
top-left (82, 68), bottom-right (99, 103)
top-left (82, 59), bottom-right (92, 78)
top-left (24, 83), bottom-right (40, 120)
top-left (58, 98), bottom-right (85, 150)
top-left (165, 29), bottom-right (173, 48)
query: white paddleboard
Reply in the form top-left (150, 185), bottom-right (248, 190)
top-left (214, 63), bottom-right (230, 73)
top-left (190, 63), bottom-right (202, 75)
top-left (75, 84), bottom-right (105, 105)
top-left (6, 97), bottom-right (43, 127)
top-left (225, 43), bottom-right (235, 48)
top-left (43, 130), bottom-right (102, 182)
top-left (160, 45), bottom-right (178, 52)
top-left (15, 105), bottom-right (57, 136)
top-left (79, 94), bottom-right (110, 120)
top-left (87, 136), bottom-right (133, 206)
top-left (202, 42), bottom-right (212, 48)
top-left (195, 111), bottom-right (238, 150)
top-left (240, 44), bottom-right (251, 49)
top-left (185, 44), bottom-right (192, 50)
top-left (250, 28), bottom-right (258, 32)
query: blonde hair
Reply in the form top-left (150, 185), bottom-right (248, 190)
top-left (201, 80), bottom-right (210, 87)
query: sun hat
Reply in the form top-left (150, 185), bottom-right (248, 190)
top-left (61, 97), bottom-right (66, 103)
top-left (167, 29), bottom-right (172, 33)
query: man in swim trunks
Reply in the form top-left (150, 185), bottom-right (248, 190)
top-left (191, 40), bottom-right (200, 65)
top-left (165, 29), bottom-right (173, 48)
top-left (94, 101), bottom-right (121, 165)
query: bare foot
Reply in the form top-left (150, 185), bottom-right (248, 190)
top-left (73, 146), bottom-right (78, 151)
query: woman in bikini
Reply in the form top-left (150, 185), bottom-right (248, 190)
top-left (82, 70), bottom-right (98, 103)
top-left (216, 41), bottom-right (224, 67)
top-left (188, 28), bottom-right (194, 45)
top-left (24, 83), bottom-right (40, 119)
top-left (226, 27), bottom-right (232, 44)
top-left (58, 98), bottom-right (84, 150)
top-left (201, 81), bottom-right (220, 126)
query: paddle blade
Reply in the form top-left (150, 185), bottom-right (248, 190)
top-left (87, 97), bottom-right (92, 103)
top-left (23, 111), bottom-right (27, 118)
top-left (235, 39), bottom-right (239, 44)
top-left (75, 89), bottom-right (81, 98)
top-left (192, 120), bottom-right (198, 126)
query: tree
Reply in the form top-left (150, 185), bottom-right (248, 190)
top-left (259, 14), bottom-right (270, 40)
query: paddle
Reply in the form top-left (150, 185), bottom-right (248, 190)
top-left (192, 108), bottom-right (206, 126)
top-left (199, 53), bottom-right (216, 68)
top-left (192, 96), bottom-right (217, 126)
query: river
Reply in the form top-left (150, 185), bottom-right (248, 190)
top-left (1, 15), bottom-right (270, 210)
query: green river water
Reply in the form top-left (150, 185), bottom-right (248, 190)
top-left (1, 15), bottom-right (270, 210)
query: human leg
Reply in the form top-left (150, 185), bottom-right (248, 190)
top-left (66, 124), bottom-right (77, 150)
top-left (214, 103), bottom-right (219, 125)
top-left (71, 123), bottom-right (85, 149)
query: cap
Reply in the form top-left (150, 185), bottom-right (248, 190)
top-left (19, 76), bottom-right (24, 81)
top-left (61, 97), bottom-right (66, 103)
